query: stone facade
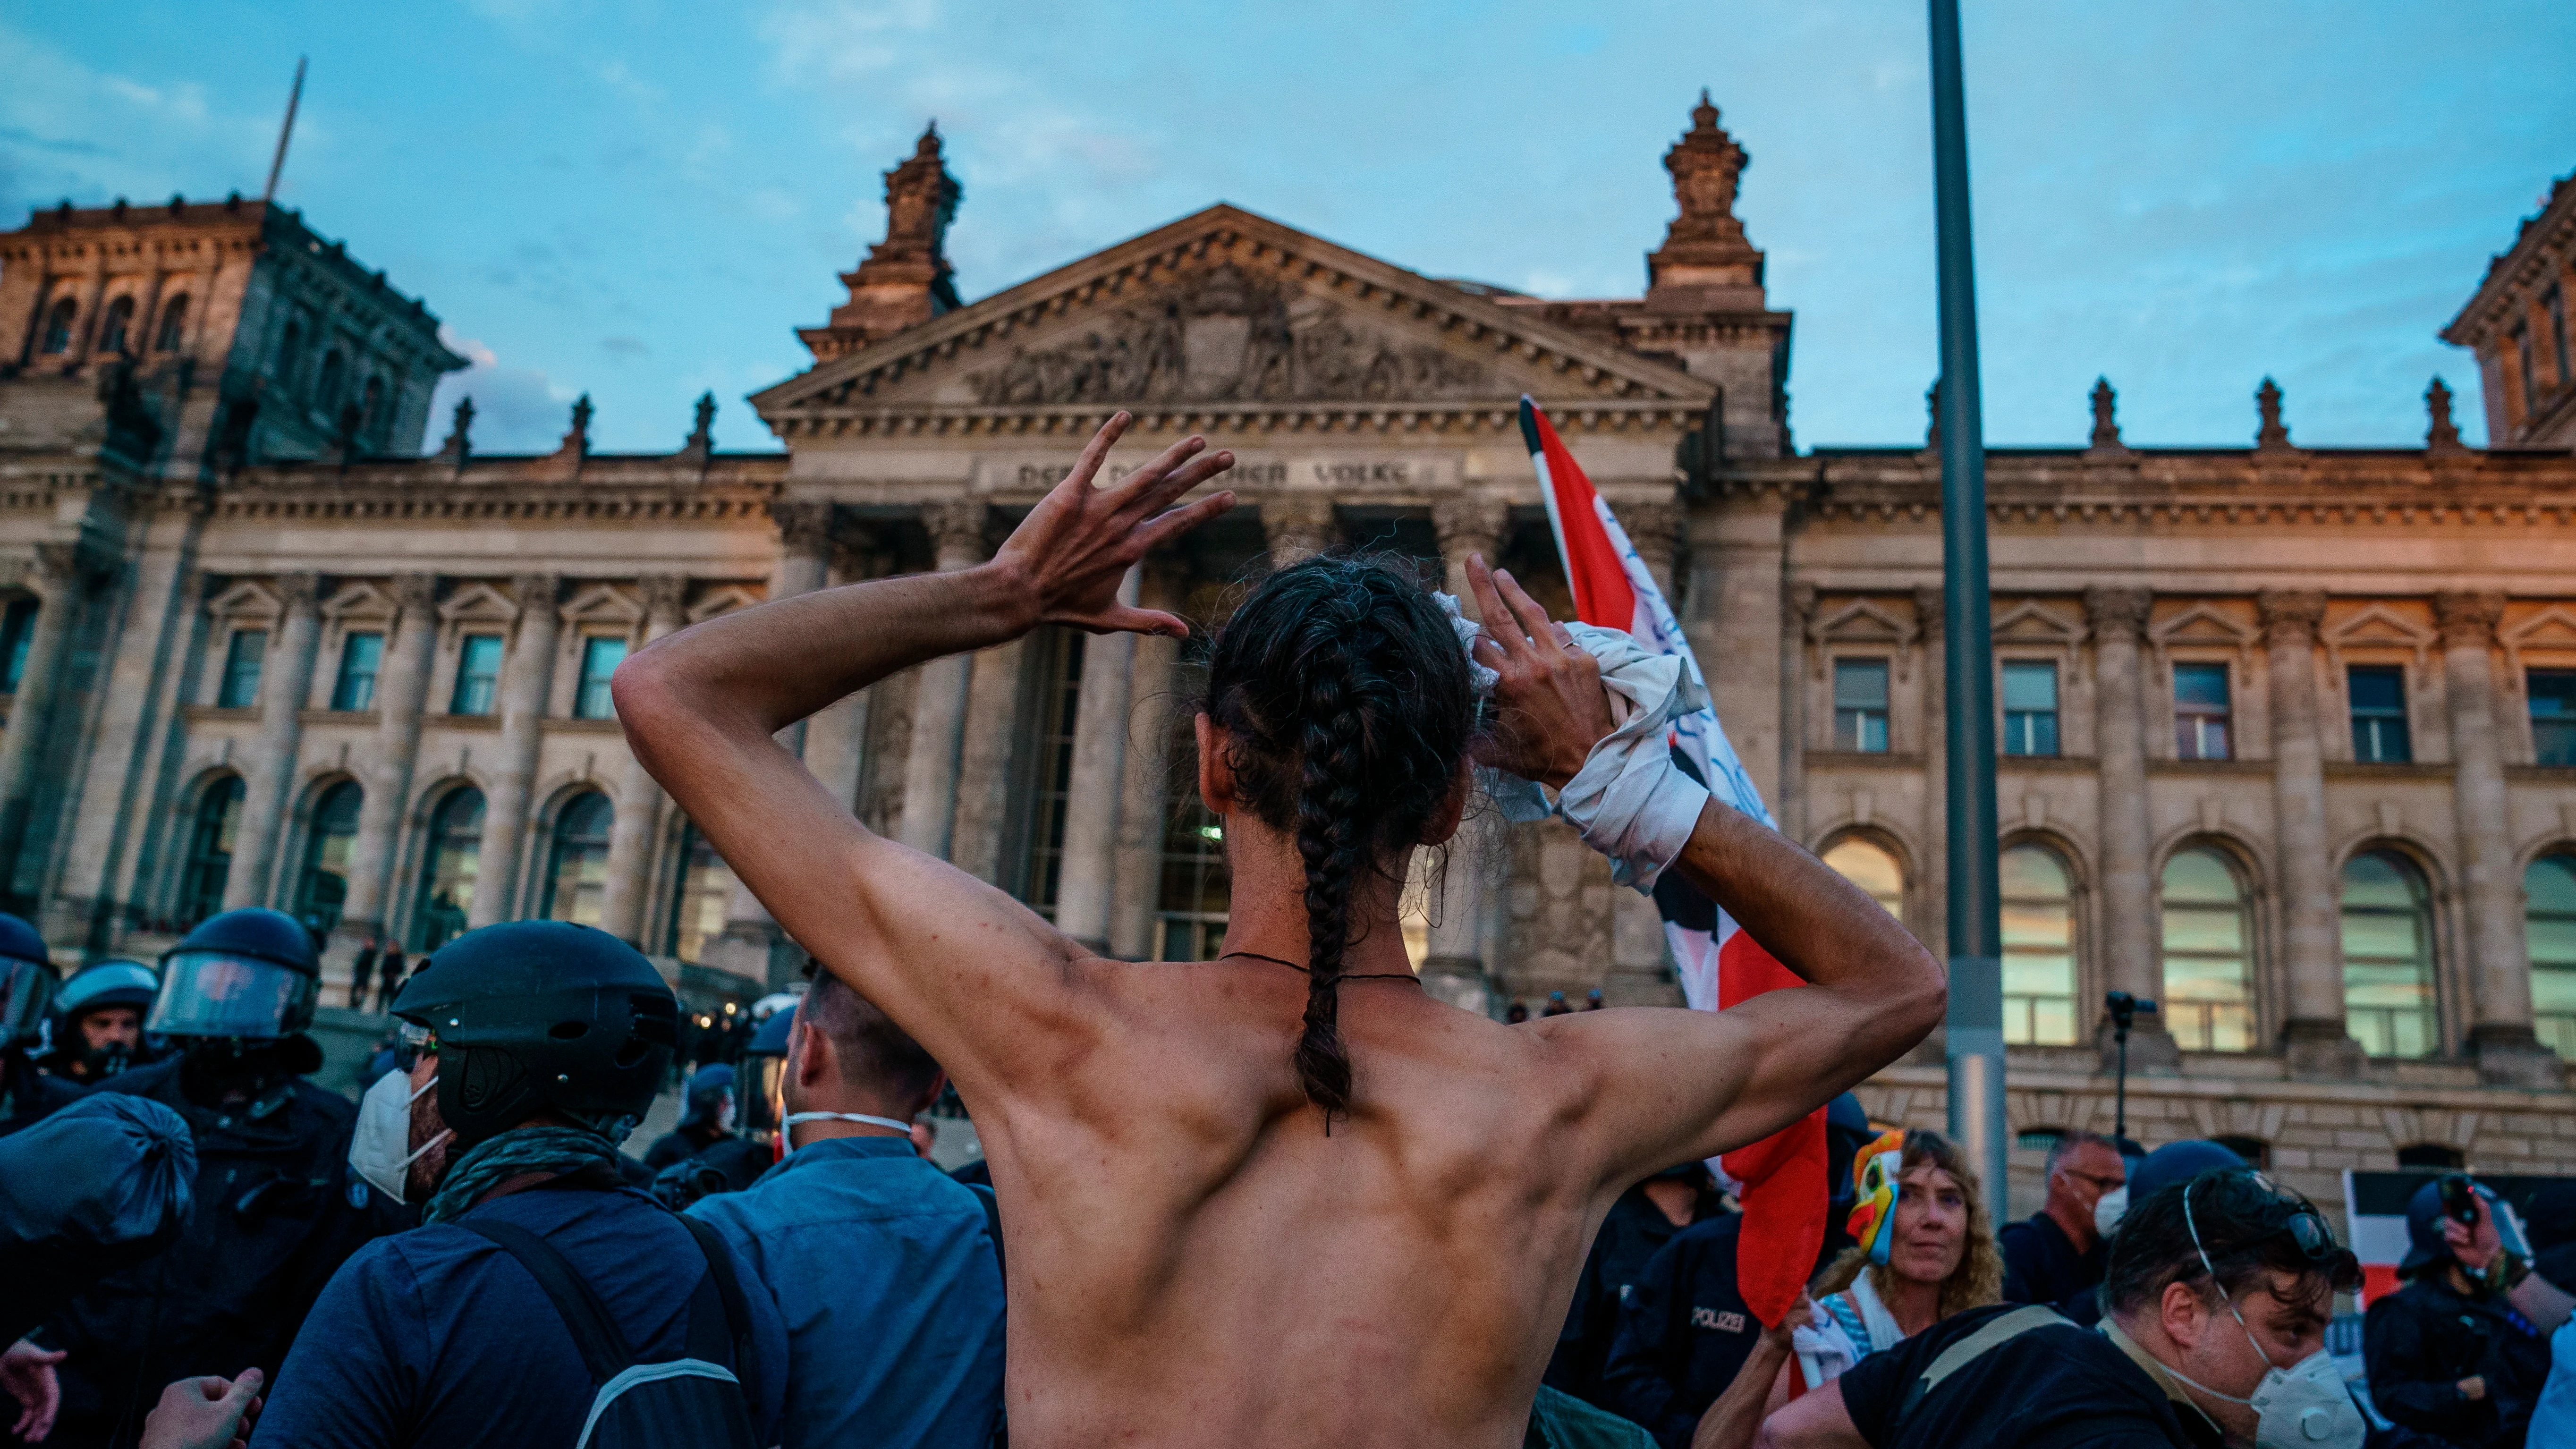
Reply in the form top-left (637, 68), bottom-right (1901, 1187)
top-left (2444, 169), bottom-right (2576, 448)
top-left (2, 103), bottom-right (2573, 1226)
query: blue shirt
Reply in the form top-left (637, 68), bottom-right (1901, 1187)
top-left (689, 1135), bottom-right (1005, 1449)
top-left (253, 1184), bottom-right (788, 1449)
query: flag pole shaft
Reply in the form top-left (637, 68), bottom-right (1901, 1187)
top-left (1928, 0), bottom-right (2008, 1208)
top-left (263, 56), bottom-right (307, 204)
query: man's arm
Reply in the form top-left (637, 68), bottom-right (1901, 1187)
top-left (613, 414), bottom-right (1233, 1083)
top-left (1466, 557), bottom-right (1946, 1179)
top-left (1748, 1381), bottom-right (1865, 1449)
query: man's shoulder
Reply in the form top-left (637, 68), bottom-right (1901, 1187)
top-left (697, 1144), bottom-right (984, 1234)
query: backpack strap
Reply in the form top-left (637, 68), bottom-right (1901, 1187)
top-left (460, 1219), bottom-right (637, 1385)
top-left (1894, 1305), bottom-right (2069, 1423)
top-left (677, 1212), bottom-right (758, 1391)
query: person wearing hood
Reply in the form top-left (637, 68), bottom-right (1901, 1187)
top-left (37, 958), bottom-right (161, 1083)
top-left (2363, 1175), bottom-right (2571, 1449)
top-left (644, 1060), bottom-right (771, 1196)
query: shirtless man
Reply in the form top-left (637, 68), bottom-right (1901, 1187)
top-left (614, 413), bottom-right (1946, 1449)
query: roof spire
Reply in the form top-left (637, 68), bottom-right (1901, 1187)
top-left (798, 122), bottom-right (965, 363)
top-left (1646, 90), bottom-right (1764, 302)
top-left (262, 56), bottom-right (307, 203)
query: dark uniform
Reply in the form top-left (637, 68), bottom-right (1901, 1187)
top-left (1545, 1181), bottom-right (1719, 1406)
top-left (0, 1044), bottom-right (84, 1136)
top-left (2363, 1275), bottom-right (2549, 1449)
top-left (1597, 1215), bottom-right (1766, 1449)
top-left (42, 1053), bottom-right (399, 1445)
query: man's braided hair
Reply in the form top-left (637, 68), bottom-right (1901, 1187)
top-left (1202, 552), bottom-right (1480, 1124)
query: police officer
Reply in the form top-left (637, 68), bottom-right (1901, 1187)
top-left (42, 907), bottom-right (399, 1446)
top-left (2364, 1176), bottom-right (2555, 1449)
top-left (37, 958), bottom-right (161, 1083)
top-left (250, 920), bottom-right (787, 1447)
top-left (1596, 1094), bottom-right (1877, 1448)
top-left (0, 910), bottom-right (79, 1136)
top-left (645, 1060), bottom-right (771, 1196)
top-left (1547, 1159), bottom-right (1727, 1406)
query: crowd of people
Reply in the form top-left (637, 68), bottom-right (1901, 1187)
top-left (0, 414), bottom-right (2569, 1449)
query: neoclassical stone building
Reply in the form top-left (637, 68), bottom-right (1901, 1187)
top-left (2, 99), bottom-right (2573, 1215)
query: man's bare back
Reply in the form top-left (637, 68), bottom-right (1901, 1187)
top-left (615, 414), bottom-right (1945, 1448)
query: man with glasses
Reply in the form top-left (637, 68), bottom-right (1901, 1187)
top-left (1999, 1129), bottom-right (2129, 1318)
top-left (1756, 1167), bottom-right (2365, 1449)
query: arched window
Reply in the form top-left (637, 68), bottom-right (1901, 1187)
top-left (541, 791), bottom-right (614, 927)
top-left (361, 377), bottom-right (387, 441)
top-left (2525, 853), bottom-right (2576, 1058)
top-left (98, 297), bottom-right (136, 356)
top-left (294, 781), bottom-right (364, 932)
top-left (2000, 843), bottom-right (2079, 1045)
top-left (1822, 838), bottom-right (1905, 922)
top-left (2341, 849), bottom-right (2438, 1058)
top-left (39, 299), bottom-right (76, 355)
top-left (664, 822), bottom-right (737, 963)
top-left (2160, 847), bottom-right (2253, 1051)
top-left (176, 775), bottom-right (244, 928)
top-left (414, 788), bottom-right (485, 951)
top-left (154, 294), bottom-right (189, 352)
top-left (316, 349), bottom-right (345, 411)
top-left (276, 321), bottom-right (303, 383)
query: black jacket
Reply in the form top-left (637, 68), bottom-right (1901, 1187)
top-left (0, 1047), bottom-right (85, 1137)
top-left (1545, 1186), bottom-right (1718, 1406)
top-left (1999, 1211), bottom-right (2107, 1320)
top-left (42, 1054), bottom-right (404, 1446)
top-left (2363, 1272), bottom-right (2550, 1449)
top-left (1597, 1216), bottom-right (1767, 1449)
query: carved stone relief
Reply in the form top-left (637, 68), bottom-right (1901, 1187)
top-left (969, 263), bottom-right (1491, 406)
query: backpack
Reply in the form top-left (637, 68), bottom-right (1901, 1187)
top-left (463, 1212), bottom-right (760, 1449)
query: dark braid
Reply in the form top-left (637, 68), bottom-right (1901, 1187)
top-left (1203, 552), bottom-right (1480, 1125)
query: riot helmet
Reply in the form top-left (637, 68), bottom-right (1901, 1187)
top-left (50, 959), bottom-right (159, 1078)
top-left (742, 1003), bottom-right (795, 1141)
top-left (392, 920), bottom-right (678, 1152)
top-left (0, 912), bottom-right (56, 1049)
top-left (150, 908), bottom-right (319, 1041)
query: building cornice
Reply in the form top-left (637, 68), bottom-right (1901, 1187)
top-left (2441, 170), bottom-right (2576, 347)
top-left (762, 398), bottom-right (1706, 441)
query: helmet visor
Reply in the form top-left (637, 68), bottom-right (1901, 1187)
top-left (148, 950), bottom-right (316, 1039)
top-left (0, 955), bottom-right (56, 1041)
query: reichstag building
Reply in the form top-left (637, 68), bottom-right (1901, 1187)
top-left (3, 97), bottom-right (2573, 1216)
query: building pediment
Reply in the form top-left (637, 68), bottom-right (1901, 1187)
top-left (752, 204), bottom-right (1712, 434)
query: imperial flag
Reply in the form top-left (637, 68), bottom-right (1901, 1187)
top-left (1520, 395), bottom-right (1827, 1329)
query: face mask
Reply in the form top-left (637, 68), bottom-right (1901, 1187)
top-left (2094, 1185), bottom-right (2129, 1238)
top-left (2164, 1183), bottom-right (2365, 1449)
top-left (349, 1068), bottom-right (451, 1205)
top-left (1846, 1127), bottom-right (1907, 1267)
top-left (781, 1111), bottom-right (912, 1153)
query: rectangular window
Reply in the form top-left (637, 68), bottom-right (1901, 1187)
top-left (451, 634), bottom-right (503, 715)
top-left (2533, 669), bottom-right (2576, 768)
top-left (2000, 661), bottom-right (2059, 757)
top-left (2550, 286), bottom-right (2572, 389)
top-left (331, 632), bottom-right (384, 712)
top-left (218, 629), bottom-right (267, 709)
top-left (0, 599), bottom-right (36, 692)
top-left (2173, 662), bottom-right (2232, 760)
top-left (1832, 659), bottom-right (1890, 753)
top-left (1005, 628), bottom-right (1085, 913)
top-left (2518, 323), bottom-right (2538, 420)
top-left (2347, 665), bottom-right (2410, 763)
top-left (573, 636), bottom-right (627, 720)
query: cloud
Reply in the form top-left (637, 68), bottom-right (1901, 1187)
top-left (427, 328), bottom-right (575, 455)
top-left (601, 335), bottom-right (648, 358)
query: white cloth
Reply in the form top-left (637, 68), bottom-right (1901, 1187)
top-left (1792, 1273), bottom-right (1905, 1390)
top-left (1548, 623), bottom-right (1713, 892)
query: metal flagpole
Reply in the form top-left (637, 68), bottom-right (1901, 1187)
top-left (263, 56), bottom-right (308, 204)
top-left (1927, 0), bottom-right (2009, 1205)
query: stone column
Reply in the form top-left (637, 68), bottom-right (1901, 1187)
top-left (949, 633), bottom-right (1031, 884)
top-left (897, 503), bottom-right (987, 859)
top-left (1263, 497), bottom-right (1339, 567)
top-left (1052, 567), bottom-right (1140, 953)
top-left (224, 571), bottom-right (324, 910)
top-left (2260, 590), bottom-right (2358, 1075)
top-left (0, 546), bottom-right (91, 891)
top-left (2086, 586), bottom-right (2171, 1066)
top-left (1108, 566), bottom-right (1186, 959)
top-left (466, 574), bottom-right (562, 929)
top-left (600, 575), bottom-right (689, 946)
top-left (801, 537), bottom-right (882, 819)
top-left (340, 573), bottom-right (439, 941)
top-left (2435, 592), bottom-right (2555, 1085)
top-left (1424, 497), bottom-right (1509, 1012)
top-left (765, 504), bottom-right (836, 758)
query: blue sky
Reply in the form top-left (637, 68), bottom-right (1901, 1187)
top-left (5, 0), bottom-right (2570, 453)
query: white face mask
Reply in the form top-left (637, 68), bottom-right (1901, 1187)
top-left (349, 1068), bottom-right (452, 1205)
top-left (781, 1111), bottom-right (912, 1153)
top-left (2094, 1185), bottom-right (2129, 1238)
top-left (2163, 1184), bottom-right (2365, 1449)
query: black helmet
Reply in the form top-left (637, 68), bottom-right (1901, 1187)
top-left (150, 908), bottom-right (319, 1041)
top-left (0, 911), bottom-right (55, 1048)
top-left (392, 921), bottom-right (678, 1152)
top-left (57, 960), bottom-right (160, 1020)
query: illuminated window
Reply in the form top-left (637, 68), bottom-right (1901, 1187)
top-left (2160, 848), bottom-right (2252, 1051)
top-left (1008, 627), bottom-right (1084, 913)
top-left (2001, 844), bottom-right (2079, 1045)
top-left (2340, 850), bottom-right (2437, 1059)
top-left (2525, 854), bottom-right (2576, 1059)
top-left (1822, 838), bottom-right (1905, 923)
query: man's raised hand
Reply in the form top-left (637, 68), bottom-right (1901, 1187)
top-left (995, 411), bottom-right (1236, 638)
top-left (1465, 552), bottom-right (1614, 790)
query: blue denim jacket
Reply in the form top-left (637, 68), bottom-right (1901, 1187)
top-left (689, 1135), bottom-right (1005, 1449)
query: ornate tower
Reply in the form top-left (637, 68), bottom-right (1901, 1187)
top-left (798, 125), bottom-right (966, 363)
top-left (1646, 91), bottom-right (1766, 305)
